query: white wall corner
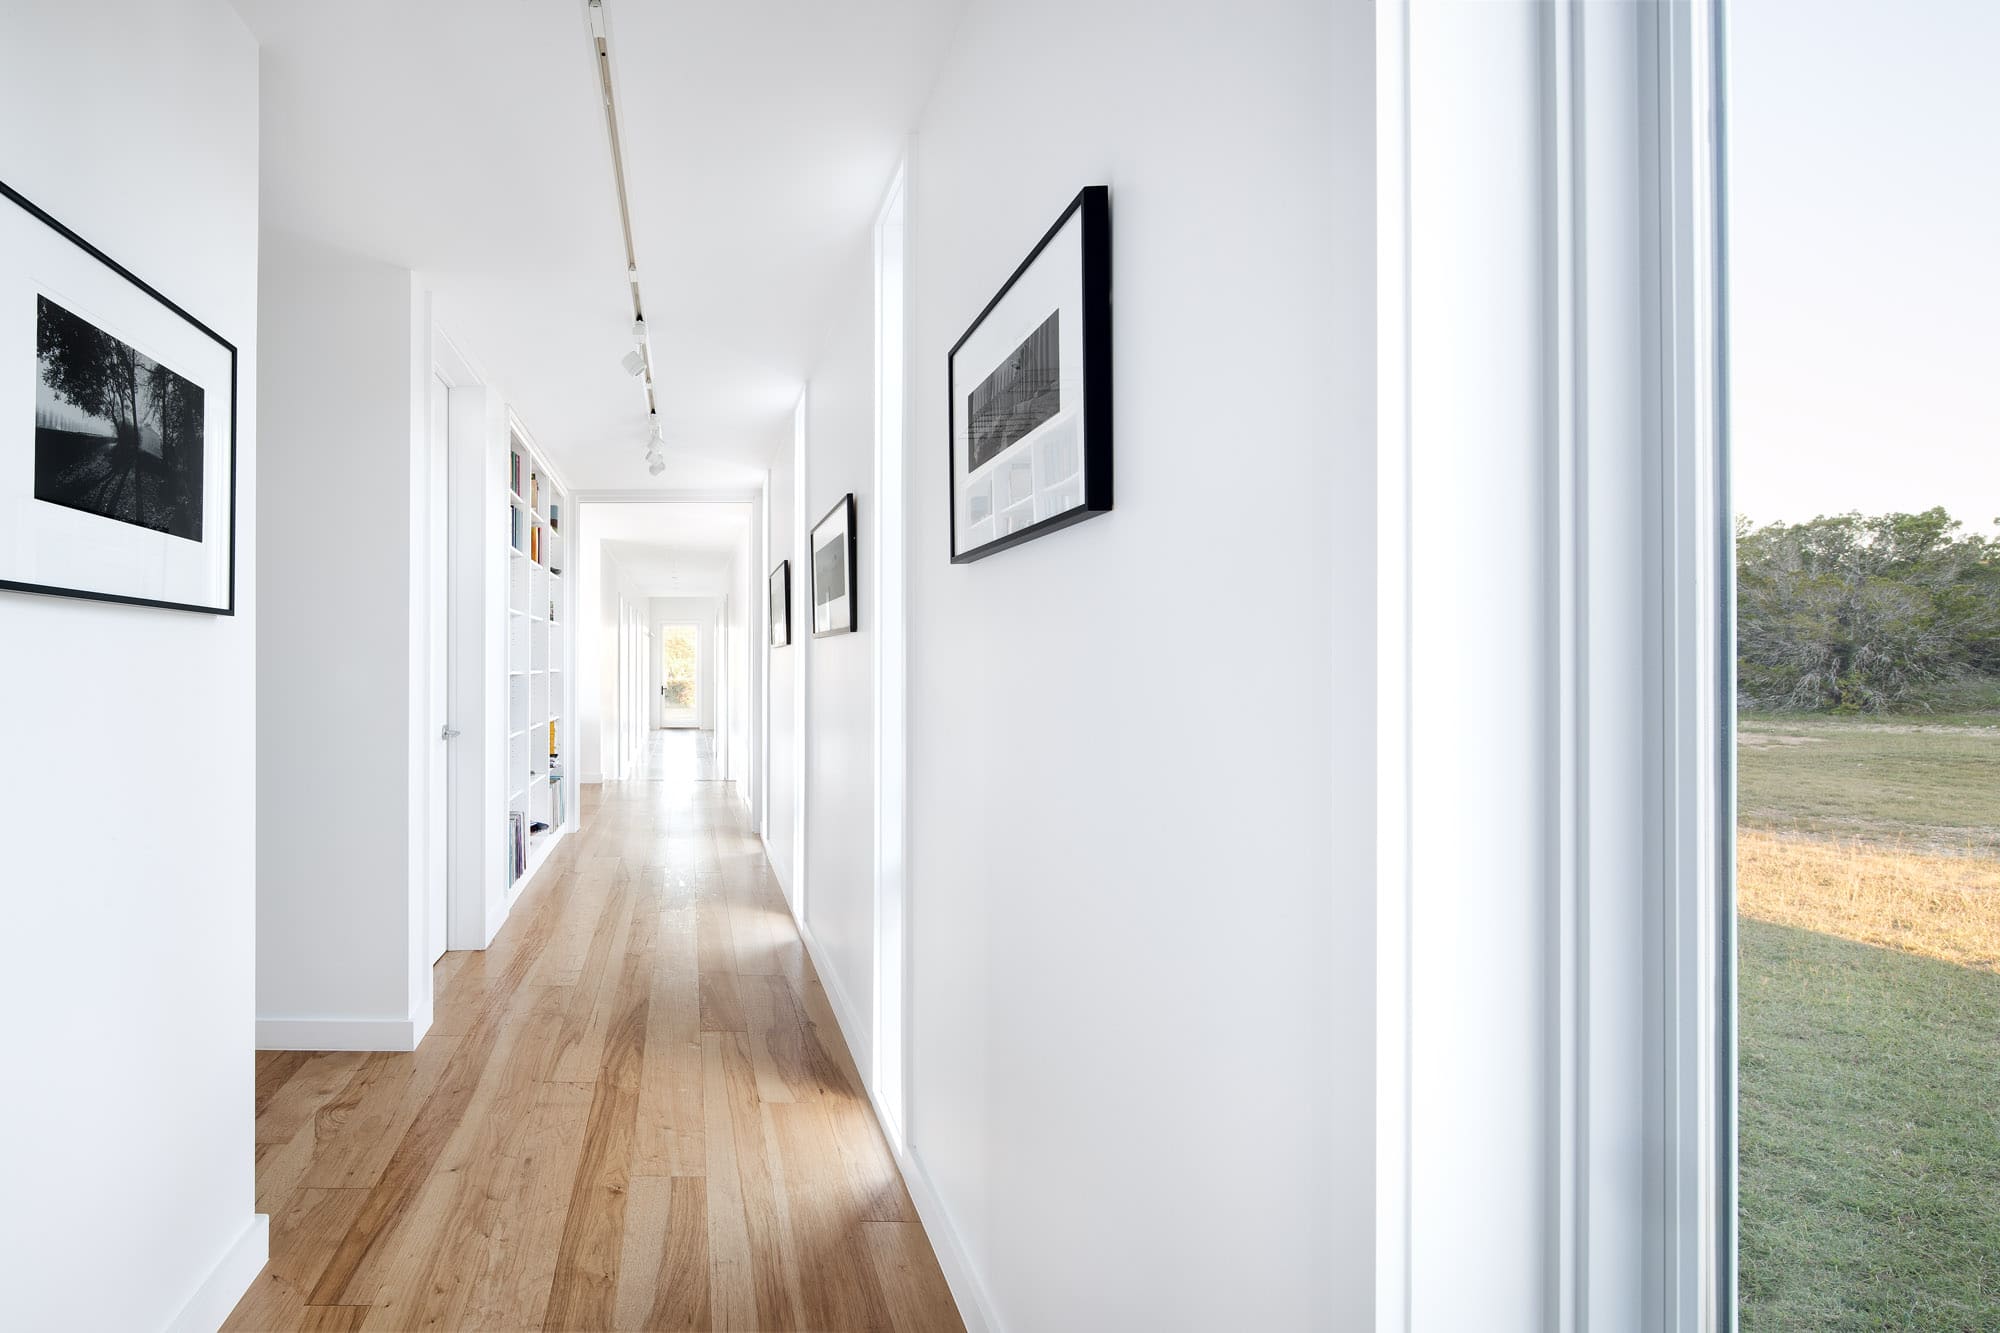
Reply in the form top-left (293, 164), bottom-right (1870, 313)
top-left (892, 1146), bottom-right (1003, 1333)
top-left (788, 905), bottom-right (998, 1333)
top-left (162, 1213), bottom-right (267, 1333)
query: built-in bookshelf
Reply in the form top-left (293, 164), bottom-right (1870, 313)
top-left (504, 425), bottom-right (569, 891)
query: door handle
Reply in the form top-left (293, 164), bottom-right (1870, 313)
top-left (441, 725), bottom-right (462, 740)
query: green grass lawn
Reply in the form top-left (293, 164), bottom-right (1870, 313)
top-left (1739, 716), bottom-right (2000, 854)
top-left (1740, 713), bottom-right (2000, 1325)
top-left (1740, 919), bottom-right (2000, 1328)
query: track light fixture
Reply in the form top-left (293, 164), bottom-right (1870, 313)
top-left (587, 0), bottom-right (659, 425)
top-left (643, 414), bottom-right (664, 476)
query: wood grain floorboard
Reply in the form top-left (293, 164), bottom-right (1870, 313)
top-left (231, 733), bottom-right (960, 1331)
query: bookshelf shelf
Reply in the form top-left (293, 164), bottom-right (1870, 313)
top-left (504, 425), bottom-right (569, 891)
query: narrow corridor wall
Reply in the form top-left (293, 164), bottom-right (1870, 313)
top-left (898, 1), bottom-right (1378, 1327)
top-left (800, 242), bottom-right (882, 1078)
top-left (0, 1), bottom-right (267, 1325)
top-left (765, 441), bottom-right (800, 895)
top-left (258, 232), bottom-right (432, 1051)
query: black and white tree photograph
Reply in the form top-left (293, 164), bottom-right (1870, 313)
top-left (35, 294), bottom-right (205, 541)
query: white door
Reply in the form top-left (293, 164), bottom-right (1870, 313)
top-left (425, 374), bottom-right (450, 963)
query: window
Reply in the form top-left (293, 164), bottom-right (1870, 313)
top-left (1728, 1), bottom-right (2000, 1323)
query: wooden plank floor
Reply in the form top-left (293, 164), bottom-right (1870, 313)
top-left (228, 738), bottom-right (962, 1332)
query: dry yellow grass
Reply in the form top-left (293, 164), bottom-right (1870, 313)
top-left (1738, 828), bottom-right (2000, 972)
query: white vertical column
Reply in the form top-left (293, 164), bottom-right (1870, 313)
top-left (791, 390), bottom-right (810, 919)
top-left (872, 166), bottom-right (909, 1144)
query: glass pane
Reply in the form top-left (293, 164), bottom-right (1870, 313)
top-left (662, 625), bottom-right (697, 712)
top-left (1731, 1), bottom-right (2000, 1324)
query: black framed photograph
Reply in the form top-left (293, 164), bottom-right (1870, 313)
top-left (769, 559), bottom-right (791, 647)
top-left (948, 184), bottom-right (1111, 563)
top-left (1, 179), bottom-right (237, 614)
top-left (811, 494), bottom-right (857, 636)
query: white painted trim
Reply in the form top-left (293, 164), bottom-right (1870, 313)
top-left (789, 392), bottom-right (810, 920)
top-left (761, 833), bottom-right (792, 898)
top-left (790, 906), bottom-right (999, 1333)
top-left (871, 159), bottom-right (911, 1148)
top-left (581, 771), bottom-right (605, 785)
top-left (1373, 5), bottom-right (1412, 1330)
top-left (162, 1213), bottom-right (268, 1333)
top-left (256, 1013), bottom-right (432, 1052)
top-left (1383, 3), bottom-right (1727, 1326)
top-left (893, 1136), bottom-right (1001, 1333)
top-left (1644, 0), bottom-right (1732, 1323)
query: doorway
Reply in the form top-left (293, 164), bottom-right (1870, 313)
top-left (660, 622), bottom-right (700, 728)
top-left (424, 371), bottom-right (451, 964)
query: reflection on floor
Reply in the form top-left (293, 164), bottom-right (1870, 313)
top-left (639, 727), bottom-right (718, 784)
top-left (228, 763), bottom-right (960, 1331)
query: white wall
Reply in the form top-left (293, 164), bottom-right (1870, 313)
top-left (257, 230), bottom-right (431, 1050)
top-left (766, 446), bottom-right (799, 893)
top-left (801, 244), bottom-right (881, 1076)
top-left (893, 2), bottom-right (1378, 1328)
top-left (0, 1), bottom-right (268, 1326)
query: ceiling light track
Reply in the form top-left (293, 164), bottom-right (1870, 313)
top-left (586, 0), bottom-right (657, 427)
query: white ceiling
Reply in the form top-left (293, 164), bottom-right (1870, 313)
top-left (586, 502), bottom-right (749, 598)
top-left (235, 0), bottom-right (963, 491)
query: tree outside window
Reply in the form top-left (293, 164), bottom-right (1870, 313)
top-left (662, 626), bottom-right (697, 711)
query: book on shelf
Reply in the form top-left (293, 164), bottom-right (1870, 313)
top-left (530, 471), bottom-right (540, 511)
top-left (508, 809), bottom-right (526, 880)
top-left (548, 719), bottom-right (558, 758)
top-left (510, 506), bottom-right (524, 552)
top-left (530, 526), bottom-right (539, 562)
top-left (548, 502), bottom-right (559, 532)
top-left (510, 450), bottom-right (521, 498)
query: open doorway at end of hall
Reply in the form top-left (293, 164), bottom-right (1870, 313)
top-left (657, 620), bottom-right (702, 730)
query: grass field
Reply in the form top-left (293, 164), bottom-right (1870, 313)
top-left (1738, 715), bottom-right (2000, 1329)
top-left (1740, 920), bottom-right (2000, 1328)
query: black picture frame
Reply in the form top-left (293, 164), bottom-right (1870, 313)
top-left (810, 493), bottom-right (858, 637)
top-left (769, 559), bottom-right (791, 648)
top-left (0, 177), bottom-right (238, 615)
top-left (947, 184), bottom-right (1111, 564)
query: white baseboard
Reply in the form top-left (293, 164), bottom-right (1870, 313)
top-left (164, 1212), bottom-right (267, 1333)
top-left (788, 907), bottom-right (1002, 1333)
top-left (256, 1012), bottom-right (431, 1052)
top-left (795, 916), bottom-right (870, 1076)
top-left (760, 833), bottom-right (793, 903)
top-left (581, 772), bottom-right (604, 785)
top-left (894, 1141), bottom-right (1003, 1333)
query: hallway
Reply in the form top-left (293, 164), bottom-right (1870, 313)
top-left (228, 773), bottom-right (960, 1332)
top-left (638, 728), bottom-right (719, 785)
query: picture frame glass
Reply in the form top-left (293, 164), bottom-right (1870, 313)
top-left (949, 203), bottom-right (1090, 560)
top-left (2, 183), bottom-right (235, 612)
top-left (811, 498), bottom-right (854, 636)
top-left (769, 560), bottom-right (789, 647)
